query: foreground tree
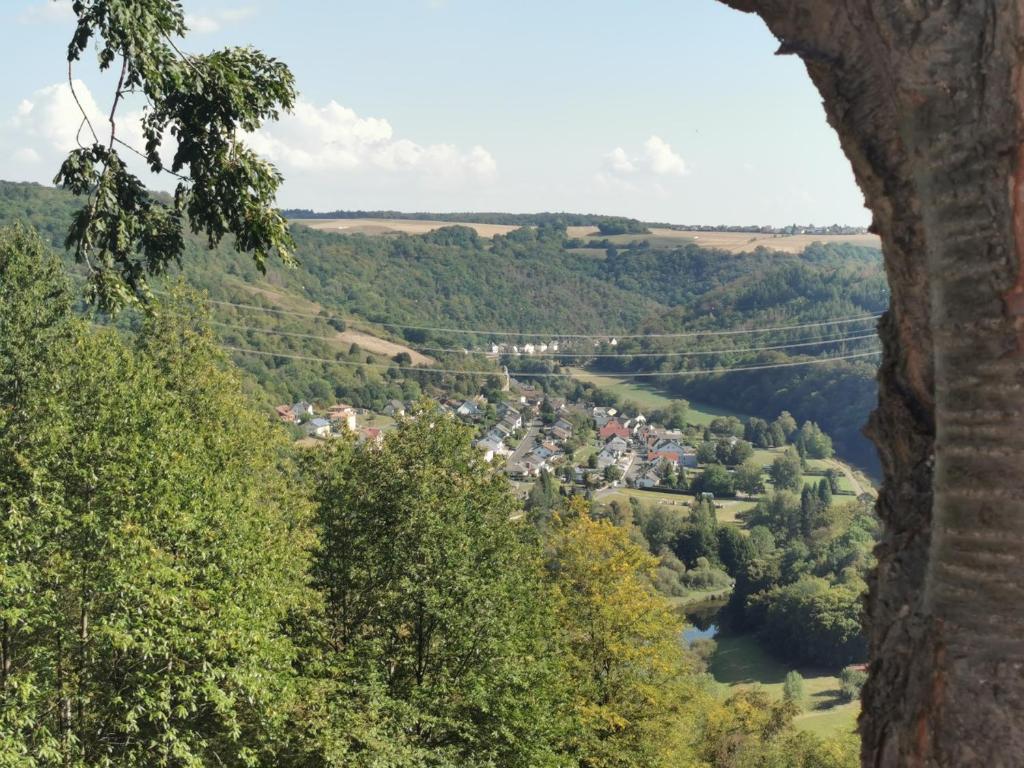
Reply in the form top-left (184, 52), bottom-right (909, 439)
top-left (303, 409), bottom-right (568, 767)
top-left (717, 1), bottom-right (1024, 763)
top-left (0, 228), bottom-right (314, 766)
top-left (546, 500), bottom-right (709, 767)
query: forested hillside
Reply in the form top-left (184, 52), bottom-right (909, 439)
top-left (0, 180), bottom-right (885, 470)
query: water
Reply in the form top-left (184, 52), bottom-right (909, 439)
top-left (681, 598), bottom-right (727, 645)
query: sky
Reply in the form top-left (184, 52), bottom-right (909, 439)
top-left (0, 0), bottom-right (870, 226)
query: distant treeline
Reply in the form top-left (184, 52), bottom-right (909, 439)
top-left (283, 207), bottom-right (870, 235)
top-left (283, 208), bottom-right (653, 229)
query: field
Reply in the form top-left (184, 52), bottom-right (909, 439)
top-left (294, 218), bottom-right (520, 238)
top-left (595, 488), bottom-right (755, 525)
top-left (565, 368), bottom-right (747, 425)
top-left (293, 218), bottom-right (881, 254)
top-left (708, 634), bottom-right (859, 737)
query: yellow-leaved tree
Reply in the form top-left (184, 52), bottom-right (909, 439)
top-left (546, 498), bottom-right (711, 768)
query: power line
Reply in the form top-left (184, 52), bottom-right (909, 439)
top-left (221, 345), bottom-right (881, 378)
top-left (190, 294), bottom-right (881, 340)
top-left (197, 315), bottom-right (878, 358)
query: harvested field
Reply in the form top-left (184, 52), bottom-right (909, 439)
top-left (293, 218), bottom-right (880, 254)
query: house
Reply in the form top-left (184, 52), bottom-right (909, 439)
top-left (593, 407), bottom-right (618, 428)
top-left (681, 447), bottom-right (699, 468)
top-left (293, 401), bottom-right (314, 419)
top-left (596, 447), bottom-right (620, 470)
top-left (649, 439), bottom-right (686, 464)
top-left (384, 399), bottom-right (406, 418)
top-left (476, 434), bottom-right (507, 463)
top-left (304, 418), bottom-right (332, 439)
top-left (550, 419), bottom-right (573, 441)
top-left (275, 405), bottom-right (296, 423)
top-left (599, 419), bottom-right (631, 441)
top-left (604, 435), bottom-right (629, 455)
top-left (456, 400), bottom-right (482, 420)
top-left (499, 410), bottom-right (522, 432)
top-left (635, 467), bottom-right (663, 489)
top-left (327, 404), bottom-right (358, 432)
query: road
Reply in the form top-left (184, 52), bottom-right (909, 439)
top-left (505, 422), bottom-right (541, 472)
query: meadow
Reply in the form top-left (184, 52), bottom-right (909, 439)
top-left (565, 367), bottom-right (748, 424)
top-left (708, 634), bottom-right (860, 737)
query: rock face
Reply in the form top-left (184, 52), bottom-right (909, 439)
top-left (717, 1), bottom-right (1024, 765)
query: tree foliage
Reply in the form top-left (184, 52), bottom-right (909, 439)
top-left (55, 1), bottom-right (296, 311)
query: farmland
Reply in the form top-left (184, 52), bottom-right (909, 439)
top-left (292, 217), bottom-right (881, 254)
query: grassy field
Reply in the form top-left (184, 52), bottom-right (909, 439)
top-left (565, 368), bottom-right (747, 425)
top-left (708, 634), bottom-right (859, 737)
top-left (595, 488), bottom-right (754, 525)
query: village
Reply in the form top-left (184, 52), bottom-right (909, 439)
top-left (272, 381), bottom-right (764, 501)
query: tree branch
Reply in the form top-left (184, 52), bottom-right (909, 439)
top-left (67, 61), bottom-right (98, 145)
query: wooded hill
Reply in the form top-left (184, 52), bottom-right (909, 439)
top-left (0, 180), bottom-right (886, 470)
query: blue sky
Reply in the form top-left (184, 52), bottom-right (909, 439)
top-left (0, 0), bottom-right (870, 225)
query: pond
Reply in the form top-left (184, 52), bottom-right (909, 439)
top-left (681, 598), bottom-right (727, 645)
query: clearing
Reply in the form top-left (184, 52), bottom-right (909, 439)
top-left (566, 367), bottom-right (748, 425)
top-left (595, 488), bottom-right (756, 525)
top-left (708, 634), bottom-right (859, 737)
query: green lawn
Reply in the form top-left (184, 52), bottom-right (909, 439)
top-left (708, 634), bottom-right (859, 737)
top-left (595, 489), bottom-right (753, 526)
top-left (565, 368), bottom-right (748, 426)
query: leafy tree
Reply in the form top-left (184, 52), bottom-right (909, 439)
top-left (752, 576), bottom-right (867, 667)
top-left (800, 486), bottom-right (821, 539)
top-left (699, 463), bottom-right (735, 497)
top-left (1, 248), bottom-right (315, 766)
top-left (734, 459), bottom-right (765, 496)
top-left (783, 671), bottom-right (806, 710)
top-left (744, 417), bottom-right (772, 448)
top-left (547, 502), bottom-right (707, 766)
top-left (604, 464), bottom-right (624, 482)
top-left (696, 441), bottom-right (719, 464)
top-left (840, 666), bottom-right (868, 702)
top-left (773, 411), bottom-right (798, 442)
top-left (817, 477), bottom-right (834, 508)
top-left (55, 0), bottom-right (296, 310)
top-left (304, 408), bottom-right (568, 766)
top-left (717, 525), bottom-right (755, 577)
top-left (768, 448), bottom-right (803, 491)
top-left (795, 421), bottom-right (835, 459)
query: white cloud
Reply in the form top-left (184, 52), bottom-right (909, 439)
top-left (606, 147), bottom-right (636, 174)
top-left (185, 6), bottom-right (256, 34)
top-left (18, 0), bottom-right (74, 24)
top-left (9, 81), bottom-right (104, 154)
top-left (644, 135), bottom-right (687, 176)
top-left (599, 135), bottom-right (687, 192)
top-left (1, 81), bottom-right (165, 187)
top-left (1, 82), bottom-right (496, 206)
top-left (248, 98), bottom-right (497, 184)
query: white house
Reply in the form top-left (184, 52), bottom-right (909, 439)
top-left (304, 418), bottom-right (332, 439)
top-left (293, 401), bottom-right (314, 419)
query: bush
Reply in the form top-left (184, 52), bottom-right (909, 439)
top-left (840, 665), bottom-right (868, 702)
